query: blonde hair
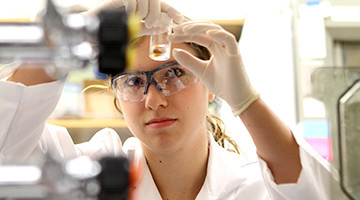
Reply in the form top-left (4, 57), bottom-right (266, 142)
top-left (206, 113), bottom-right (241, 154)
top-left (110, 35), bottom-right (241, 154)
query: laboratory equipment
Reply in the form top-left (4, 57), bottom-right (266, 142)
top-left (149, 13), bottom-right (173, 61)
top-left (0, 0), bottom-right (138, 199)
top-left (312, 67), bottom-right (360, 199)
top-left (0, 154), bottom-right (131, 199)
top-left (0, 0), bottom-right (139, 76)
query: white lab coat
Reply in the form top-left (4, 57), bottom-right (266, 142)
top-left (0, 67), bottom-right (333, 199)
top-left (122, 132), bottom-right (332, 200)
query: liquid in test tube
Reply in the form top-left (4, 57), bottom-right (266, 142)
top-left (150, 13), bottom-right (173, 61)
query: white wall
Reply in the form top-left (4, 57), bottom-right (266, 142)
top-left (163, 0), bottom-right (247, 20)
top-left (239, 0), bottom-right (297, 129)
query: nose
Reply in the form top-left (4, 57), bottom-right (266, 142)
top-left (144, 84), bottom-right (168, 110)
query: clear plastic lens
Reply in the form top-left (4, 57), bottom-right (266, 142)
top-left (115, 75), bottom-right (146, 101)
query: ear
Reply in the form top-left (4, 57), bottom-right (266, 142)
top-left (208, 91), bottom-right (215, 103)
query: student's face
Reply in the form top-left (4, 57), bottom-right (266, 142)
top-left (118, 36), bottom-right (214, 155)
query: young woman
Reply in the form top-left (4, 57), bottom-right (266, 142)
top-left (0, 0), bottom-right (332, 199)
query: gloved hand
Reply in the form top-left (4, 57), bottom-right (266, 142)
top-left (86, 0), bottom-right (183, 29)
top-left (168, 21), bottom-right (259, 116)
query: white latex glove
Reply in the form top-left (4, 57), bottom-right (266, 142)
top-left (168, 21), bottom-right (259, 116)
top-left (86, 0), bottom-right (183, 29)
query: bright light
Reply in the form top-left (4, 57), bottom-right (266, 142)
top-left (72, 42), bottom-right (95, 60)
top-left (0, 0), bottom-right (247, 21)
top-left (330, 6), bottom-right (360, 21)
top-left (64, 156), bottom-right (101, 179)
top-left (0, 0), bottom-right (45, 22)
top-left (0, 26), bottom-right (43, 43)
top-left (163, 0), bottom-right (247, 20)
top-left (0, 0), bottom-right (102, 22)
top-left (0, 166), bottom-right (41, 184)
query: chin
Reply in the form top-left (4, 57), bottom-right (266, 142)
top-left (148, 134), bottom-right (186, 155)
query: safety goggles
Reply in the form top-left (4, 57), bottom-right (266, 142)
top-left (111, 62), bottom-right (199, 102)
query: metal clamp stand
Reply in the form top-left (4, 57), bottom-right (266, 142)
top-left (0, 0), bottom-right (134, 76)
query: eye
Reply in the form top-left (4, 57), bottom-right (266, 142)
top-left (165, 67), bottom-right (184, 79)
top-left (123, 76), bottom-right (145, 87)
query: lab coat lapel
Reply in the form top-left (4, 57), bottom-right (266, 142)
top-left (196, 133), bottom-right (248, 199)
top-left (123, 137), bottom-right (163, 200)
top-left (135, 164), bottom-right (163, 200)
top-left (125, 134), bottom-right (249, 200)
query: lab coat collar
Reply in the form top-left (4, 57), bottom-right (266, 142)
top-left (123, 137), bottom-right (162, 199)
top-left (196, 132), bottom-right (248, 199)
top-left (0, 62), bottom-right (21, 80)
top-left (123, 132), bottom-right (249, 200)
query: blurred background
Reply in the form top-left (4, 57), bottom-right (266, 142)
top-left (1, 0), bottom-right (360, 173)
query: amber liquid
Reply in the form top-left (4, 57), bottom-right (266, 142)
top-left (149, 44), bottom-right (170, 61)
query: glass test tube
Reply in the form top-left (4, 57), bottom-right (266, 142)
top-left (149, 13), bottom-right (173, 61)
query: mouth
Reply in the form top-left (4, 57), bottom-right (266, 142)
top-left (145, 117), bottom-right (177, 128)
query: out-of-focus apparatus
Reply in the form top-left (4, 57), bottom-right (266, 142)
top-left (0, 154), bottom-right (132, 200)
top-left (312, 67), bottom-right (360, 200)
top-left (0, 0), bottom-right (139, 199)
top-left (0, 0), bottom-right (138, 76)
